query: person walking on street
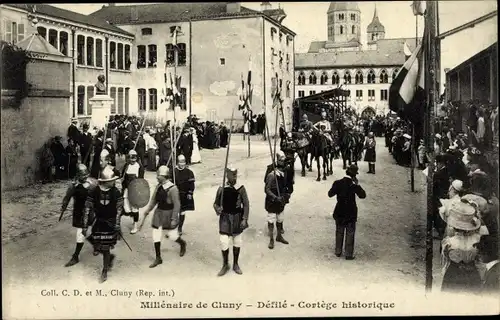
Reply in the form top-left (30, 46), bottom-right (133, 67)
top-left (328, 164), bottom-right (366, 260)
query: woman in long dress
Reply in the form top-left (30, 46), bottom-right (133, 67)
top-left (190, 127), bottom-right (202, 164)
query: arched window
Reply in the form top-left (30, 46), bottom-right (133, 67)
top-left (320, 72), bottom-right (328, 85)
top-left (379, 69), bottom-right (389, 83)
top-left (355, 70), bottom-right (363, 84)
top-left (298, 72), bottom-right (306, 85)
top-left (343, 71), bottom-right (351, 84)
top-left (392, 68), bottom-right (399, 81)
top-left (352, 25), bottom-right (356, 34)
top-left (59, 31), bottom-right (68, 56)
top-left (309, 72), bottom-right (317, 85)
top-left (340, 25), bottom-right (344, 34)
top-left (86, 37), bottom-right (94, 66)
top-left (48, 29), bottom-right (58, 49)
top-left (367, 69), bottom-right (376, 84)
top-left (77, 85), bottom-right (85, 115)
top-left (332, 71), bottom-right (340, 85)
top-left (37, 26), bottom-right (47, 39)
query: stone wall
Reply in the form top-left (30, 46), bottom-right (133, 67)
top-left (1, 58), bottom-right (71, 191)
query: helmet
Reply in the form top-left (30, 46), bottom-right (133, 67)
top-left (276, 151), bottom-right (286, 161)
top-left (128, 149), bottom-right (138, 157)
top-left (157, 165), bottom-right (171, 177)
top-left (98, 166), bottom-right (119, 182)
top-left (76, 164), bottom-right (89, 179)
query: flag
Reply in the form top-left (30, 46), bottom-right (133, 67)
top-left (160, 88), bottom-right (166, 104)
top-left (166, 73), bottom-right (174, 104)
top-left (389, 27), bottom-right (426, 126)
top-left (412, 1), bottom-right (426, 15)
top-left (172, 26), bottom-right (179, 46)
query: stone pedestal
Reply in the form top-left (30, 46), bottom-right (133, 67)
top-left (89, 94), bottom-right (114, 129)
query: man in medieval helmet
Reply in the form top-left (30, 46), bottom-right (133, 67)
top-left (121, 149), bottom-right (145, 234)
top-left (60, 164), bottom-right (98, 267)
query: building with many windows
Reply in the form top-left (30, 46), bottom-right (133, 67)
top-left (1, 4), bottom-right (135, 123)
top-left (295, 2), bottom-right (419, 118)
top-left (1, 3), bottom-right (296, 130)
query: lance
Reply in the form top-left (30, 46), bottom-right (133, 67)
top-left (133, 109), bottom-right (150, 150)
top-left (264, 107), bottom-right (281, 197)
top-left (220, 108), bottom-right (235, 206)
top-left (166, 127), bottom-right (183, 169)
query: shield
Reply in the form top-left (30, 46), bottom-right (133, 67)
top-left (127, 178), bottom-right (151, 208)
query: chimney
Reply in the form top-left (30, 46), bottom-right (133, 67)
top-left (226, 2), bottom-right (241, 13)
top-left (260, 1), bottom-right (272, 11)
top-left (108, 3), bottom-right (116, 6)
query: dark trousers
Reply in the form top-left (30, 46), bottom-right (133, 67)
top-left (335, 221), bottom-right (356, 257)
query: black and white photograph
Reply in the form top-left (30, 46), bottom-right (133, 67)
top-left (1, 1), bottom-right (498, 318)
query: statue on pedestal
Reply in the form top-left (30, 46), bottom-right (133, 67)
top-left (95, 75), bottom-right (106, 95)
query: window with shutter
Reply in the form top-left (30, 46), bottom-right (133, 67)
top-left (17, 23), bottom-right (24, 43)
top-left (4, 20), bottom-right (12, 43)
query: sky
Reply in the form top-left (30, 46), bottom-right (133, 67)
top-left (51, 1), bottom-right (497, 87)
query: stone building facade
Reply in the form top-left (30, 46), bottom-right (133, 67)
top-left (295, 2), bottom-right (419, 117)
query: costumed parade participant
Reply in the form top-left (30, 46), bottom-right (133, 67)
top-left (313, 110), bottom-right (332, 133)
top-left (174, 155), bottom-right (196, 235)
top-left (100, 149), bottom-right (122, 193)
top-left (363, 132), bottom-right (376, 174)
top-left (328, 164), bottom-right (366, 260)
top-left (103, 138), bottom-right (117, 167)
top-left (139, 166), bottom-right (187, 268)
top-left (60, 164), bottom-right (98, 267)
top-left (213, 166), bottom-right (250, 276)
top-left (83, 166), bottom-right (123, 283)
top-left (298, 114), bottom-right (313, 132)
top-left (121, 150), bottom-right (145, 234)
top-left (264, 151), bottom-right (291, 249)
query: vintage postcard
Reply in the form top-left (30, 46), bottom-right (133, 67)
top-left (1, 1), bottom-right (498, 318)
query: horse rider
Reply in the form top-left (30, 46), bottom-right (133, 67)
top-left (299, 114), bottom-right (314, 133)
top-left (313, 111), bottom-right (333, 143)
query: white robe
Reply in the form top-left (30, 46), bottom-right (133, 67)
top-left (191, 131), bottom-right (202, 164)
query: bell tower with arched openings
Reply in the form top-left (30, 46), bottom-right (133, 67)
top-left (327, 2), bottom-right (361, 48)
top-left (367, 4), bottom-right (386, 48)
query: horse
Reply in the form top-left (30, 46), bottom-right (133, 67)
top-left (337, 126), bottom-right (362, 170)
top-left (280, 131), bottom-right (311, 177)
top-left (309, 128), bottom-right (332, 181)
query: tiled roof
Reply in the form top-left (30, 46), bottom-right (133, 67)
top-left (17, 33), bottom-right (64, 56)
top-left (89, 3), bottom-right (259, 24)
top-left (4, 4), bottom-right (134, 37)
top-left (296, 37), bottom-right (423, 68)
top-left (367, 8), bottom-right (385, 32)
top-left (327, 2), bottom-right (360, 13)
top-left (308, 41), bottom-right (327, 53)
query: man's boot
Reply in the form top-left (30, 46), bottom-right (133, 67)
top-left (217, 249), bottom-right (230, 276)
top-left (268, 223), bottom-right (275, 250)
top-left (65, 242), bottom-right (83, 267)
top-left (178, 215), bottom-right (186, 235)
top-left (279, 222), bottom-right (285, 234)
top-left (276, 223), bottom-right (289, 245)
top-left (367, 164), bottom-right (372, 174)
top-left (372, 163), bottom-right (376, 174)
top-left (149, 242), bottom-right (163, 268)
top-left (130, 212), bottom-right (139, 234)
top-left (108, 253), bottom-right (116, 271)
top-left (233, 247), bottom-right (242, 275)
top-left (176, 238), bottom-right (186, 257)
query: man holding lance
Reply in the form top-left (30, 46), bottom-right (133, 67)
top-left (121, 149), bottom-right (145, 234)
top-left (213, 166), bottom-right (250, 276)
top-left (174, 154), bottom-right (196, 235)
top-left (60, 164), bottom-right (98, 267)
top-left (83, 166), bottom-right (123, 283)
top-left (139, 166), bottom-right (187, 268)
top-left (264, 151), bottom-right (291, 249)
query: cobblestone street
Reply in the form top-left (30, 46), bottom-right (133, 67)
top-left (2, 137), bottom-right (440, 318)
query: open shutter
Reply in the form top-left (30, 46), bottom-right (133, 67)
top-left (17, 23), bottom-right (25, 43)
top-left (4, 20), bottom-right (12, 43)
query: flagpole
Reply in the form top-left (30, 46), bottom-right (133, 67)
top-left (410, 15), bottom-right (418, 193)
top-left (425, 0), bottom-right (438, 293)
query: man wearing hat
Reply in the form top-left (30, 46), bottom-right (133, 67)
top-left (83, 166), bottom-right (123, 283)
top-left (139, 166), bottom-right (187, 268)
top-left (144, 129), bottom-right (158, 171)
top-left (264, 151), bottom-right (292, 250)
top-left (79, 123), bottom-right (93, 168)
top-left (178, 127), bottom-right (194, 165)
top-left (174, 155), bottom-right (196, 235)
top-left (67, 119), bottom-right (81, 144)
top-left (298, 114), bottom-right (313, 133)
top-left (213, 166), bottom-right (250, 276)
top-left (121, 149), bottom-right (145, 234)
top-left (328, 164), bottom-right (366, 260)
top-left (60, 164), bottom-right (98, 267)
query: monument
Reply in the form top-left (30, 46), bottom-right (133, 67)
top-left (89, 75), bottom-right (113, 129)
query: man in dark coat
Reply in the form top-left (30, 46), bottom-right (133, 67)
top-left (51, 136), bottom-right (67, 180)
top-left (220, 123), bottom-right (229, 148)
top-left (90, 132), bottom-right (104, 179)
top-left (174, 155), bottom-right (195, 235)
top-left (67, 119), bottom-right (81, 144)
top-left (135, 133), bottom-right (146, 167)
top-left (79, 123), bottom-right (93, 168)
top-left (327, 164), bottom-right (366, 260)
top-left (177, 128), bottom-right (193, 165)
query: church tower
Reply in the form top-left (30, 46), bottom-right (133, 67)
top-left (367, 4), bottom-right (385, 47)
top-left (326, 2), bottom-right (361, 50)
